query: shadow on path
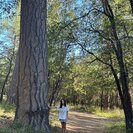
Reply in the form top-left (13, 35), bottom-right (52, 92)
top-left (66, 111), bottom-right (109, 133)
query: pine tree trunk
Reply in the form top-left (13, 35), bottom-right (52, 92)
top-left (15, 0), bottom-right (50, 132)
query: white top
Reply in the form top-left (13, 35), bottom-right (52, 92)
top-left (57, 105), bottom-right (69, 120)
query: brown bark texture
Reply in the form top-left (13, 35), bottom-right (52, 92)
top-left (15, 0), bottom-right (50, 132)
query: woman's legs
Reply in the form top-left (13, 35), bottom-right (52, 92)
top-left (61, 122), bottom-right (66, 133)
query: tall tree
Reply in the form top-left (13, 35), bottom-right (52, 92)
top-left (101, 0), bottom-right (133, 131)
top-left (14, 0), bottom-right (50, 132)
top-left (65, 0), bottom-right (133, 131)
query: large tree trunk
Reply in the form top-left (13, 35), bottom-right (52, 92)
top-left (15, 0), bottom-right (50, 132)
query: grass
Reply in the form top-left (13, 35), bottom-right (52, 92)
top-left (0, 101), bottom-right (61, 133)
top-left (92, 107), bottom-right (125, 133)
top-left (0, 122), bottom-right (46, 133)
top-left (104, 120), bottom-right (126, 133)
top-left (71, 104), bottom-right (124, 119)
top-left (49, 108), bottom-right (61, 133)
top-left (95, 108), bottom-right (124, 119)
top-left (0, 101), bottom-right (15, 119)
top-left (0, 100), bottom-right (47, 133)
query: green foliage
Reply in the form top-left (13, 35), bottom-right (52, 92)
top-left (9, 121), bottom-right (45, 133)
top-left (1, 0), bottom-right (133, 131)
top-left (10, 121), bottom-right (23, 129)
top-left (0, 123), bottom-right (46, 133)
top-left (0, 101), bottom-right (15, 113)
top-left (0, 100), bottom-right (15, 119)
top-left (95, 109), bottom-right (124, 119)
top-left (0, 102), bottom-right (46, 133)
top-left (94, 108), bottom-right (126, 132)
top-left (105, 121), bottom-right (125, 133)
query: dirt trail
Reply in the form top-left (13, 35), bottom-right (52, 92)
top-left (66, 111), bottom-right (109, 133)
top-left (0, 111), bottom-right (110, 133)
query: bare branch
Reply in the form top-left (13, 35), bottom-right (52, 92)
top-left (77, 41), bottom-right (111, 66)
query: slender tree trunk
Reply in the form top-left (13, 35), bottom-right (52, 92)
top-left (114, 93), bottom-right (120, 108)
top-left (109, 93), bottom-right (114, 109)
top-left (104, 92), bottom-right (109, 109)
top-left (49, 78), bottom-right (62, 107)
top-left (129, 0), bottom-right (133, 15)
top-left (110, 63), bottom-right (133, 131)
top-left (0, 69), bottom-right (11, 102)
top-left (110, 20), bottom-right (133, 132)
top-left (110, 65), bottom-right (124, 104)
top-left (0, 44), bottom-right (15, 102)
top-left (102, 0), bottom-right (133, 131)
top-left (15, 0), bottom-right (50, 132)
top-left (100, 89), bottom-right (104, 111)
top-left (8, 52), bottom-right (19, 104)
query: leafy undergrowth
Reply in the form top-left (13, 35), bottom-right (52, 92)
top-left (0, 119), bottom-right (58, 133)
top-left (70, 105), bottom-right (124, 118)
top-left (0, 121), bottom-right (45, 133)
top-left (0, 101), bottom-right (60, 133)
top-left (95, 108), bottom-right (124, 119)
top-left (0, 101), bottom-right (15, 119)
top-left (49, 108), bottom-right (61, 133)
top-left (0, 101), bottom-right (46, 133)
top-left (104, 120), bottom-right (126, 133)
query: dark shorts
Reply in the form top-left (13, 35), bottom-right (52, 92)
top-left (59, 119), bottom-right (67, 123)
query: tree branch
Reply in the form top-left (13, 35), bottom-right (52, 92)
top-left (77, 41), bottom-right (111, 66)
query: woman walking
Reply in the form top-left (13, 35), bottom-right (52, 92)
top-left (57, 99), bottom-right (69, 133)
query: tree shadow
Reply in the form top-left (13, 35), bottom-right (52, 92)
top-left (51, 126), bottom-right (62, 133)
top-left (66, 111), bottom-right (110, 133)
top-left (0, 117), bottom-right (13, 128)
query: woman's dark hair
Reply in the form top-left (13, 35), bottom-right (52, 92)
top-left (60, 99), bottom-right (66, 108)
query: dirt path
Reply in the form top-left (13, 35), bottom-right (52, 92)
top-left (66, 111), bottom-right (109, 133)
top-left (0, 111), bottom-right (110, 133)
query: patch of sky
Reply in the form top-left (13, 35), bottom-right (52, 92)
top-left (0, 29), bottom-right (12, 56)
top-left (62, 0), bottom-right (100, 60)
top-left (0, 0), bottom-right (16, 55)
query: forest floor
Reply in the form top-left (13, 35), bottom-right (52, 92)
top-left (0, 110), bottom-right (123, 133)
top-left (51, 110), bottom-right (116, 133)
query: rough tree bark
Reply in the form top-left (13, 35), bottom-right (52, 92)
top-left (15, 0), bottom-right (50, 132)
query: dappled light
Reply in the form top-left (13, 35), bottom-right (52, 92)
top-left (0, 0), bottom-right (133, 132)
